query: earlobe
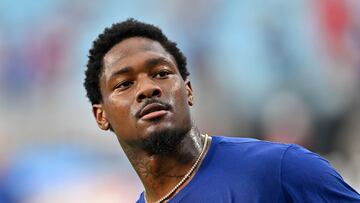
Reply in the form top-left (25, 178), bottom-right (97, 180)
top-left (185, 79), bottom-right (194, 106)
top-left (188, 95), bottom-right (194, 106)
top-left (92, 104), bottom-right (110, 131)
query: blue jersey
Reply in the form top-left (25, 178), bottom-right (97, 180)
top-left (137, 136), bottom-right (360, 202)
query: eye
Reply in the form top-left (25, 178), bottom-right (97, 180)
top-left (113, 80), bottom-right (133, 91)
top-left (154, 70), bottom-right (171, 79)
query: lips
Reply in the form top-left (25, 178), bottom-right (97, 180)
top-left (138, 102), bottom-right (169, 120)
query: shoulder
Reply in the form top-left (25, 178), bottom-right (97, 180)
top-left (210, 136), bottom-right (293, 174)
top-left (281, 145), bottom-right (360, 201)
top-left (213, 135), bottom-right (292, 158)
top-left (280, 144), bottom-right (340, 184)
top-left (212, 136), bottom-right (360, 201)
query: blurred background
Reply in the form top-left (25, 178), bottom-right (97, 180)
top-left (1, 0), bottom-right (359, 202)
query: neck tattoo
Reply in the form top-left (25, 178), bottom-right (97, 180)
top-left (145, 134), bottom-right (209, 203)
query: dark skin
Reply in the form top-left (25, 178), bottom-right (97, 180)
top-left (92, 37), bottom-right (211, 202)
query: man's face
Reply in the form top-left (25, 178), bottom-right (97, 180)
top-left (94, 37), bottom-right (193, 153)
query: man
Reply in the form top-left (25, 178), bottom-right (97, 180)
top-left (84, 18), bottom-right (360, 202)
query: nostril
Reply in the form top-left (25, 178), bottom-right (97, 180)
top-left (152, 89), bottom-right (161, 97)
top-left (138, 94), bottom-right (146, 101)
top-left (136, 88), bottom-right (162, 102)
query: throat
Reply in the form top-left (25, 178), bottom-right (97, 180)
top-left (135, 148), bottom-right (197, 202)
top-left (143, 133), bottom-right (210, 203)
top-left (139, 145), bottom-right (196, 179)
top-left (125, 127), bottom-right (203, 179)
top-left (120, 127), bottom-right (209, 202)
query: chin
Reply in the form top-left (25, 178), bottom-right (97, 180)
top-left (140, 125), bottom-right (189, 155)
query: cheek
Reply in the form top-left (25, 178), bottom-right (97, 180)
top-left (106, 96), bottom-right (133, 126)
top-left (167, 80), bottom-right (190, 113)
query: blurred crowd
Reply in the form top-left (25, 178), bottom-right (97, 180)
top-left (0, 0), bottom-right (359, 202)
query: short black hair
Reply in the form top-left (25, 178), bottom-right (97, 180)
top-left (84, 18), bottom-right (189, 105)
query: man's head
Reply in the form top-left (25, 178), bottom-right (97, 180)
top-left (84, 18), bottom-right (194, 155)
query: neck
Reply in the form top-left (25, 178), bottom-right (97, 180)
top-left (120, 126), bottom-right (205, 202)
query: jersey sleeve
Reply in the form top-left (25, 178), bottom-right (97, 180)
top-left (280, 144), bottom-right (360, 202)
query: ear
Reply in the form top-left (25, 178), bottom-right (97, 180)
top-left (92, 104), bottom-right (110, 131)
top-left (185, 79), bottom-right (194, 106)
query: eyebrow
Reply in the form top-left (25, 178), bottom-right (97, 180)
top-left (144, 57), bottom-right (175, 69)
top-left (109, 66), bottom-right (132, 80)
top-left (108, 57), bottom-right (175, 80)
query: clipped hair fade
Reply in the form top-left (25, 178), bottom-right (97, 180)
top-left (84, 18), bottom-right (189, 105)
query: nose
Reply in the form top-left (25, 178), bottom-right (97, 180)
top-left (136, 76), bottom-right (162, 103)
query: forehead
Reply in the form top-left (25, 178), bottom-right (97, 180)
top-left (103, 37), bottom-right (174, 70)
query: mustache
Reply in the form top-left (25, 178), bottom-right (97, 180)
top-left (135, 98), bottom-right (172, 118)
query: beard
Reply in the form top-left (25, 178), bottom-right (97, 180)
top-left (139, 126), bottom-right (189, 155)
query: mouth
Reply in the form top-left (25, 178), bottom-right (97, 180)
top-left (138, 102), bottom-right (170, 121)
